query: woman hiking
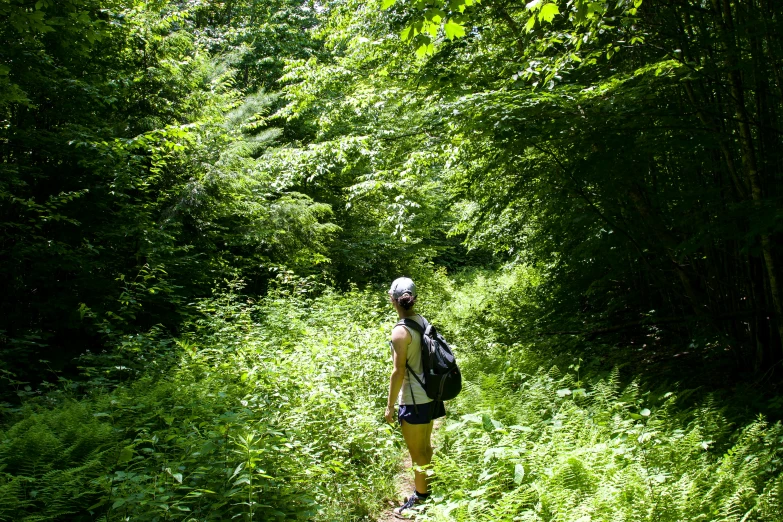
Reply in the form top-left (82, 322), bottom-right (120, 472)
top-left (384, 277), bottom-right (445, 517)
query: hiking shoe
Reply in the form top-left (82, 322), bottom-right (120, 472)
top-left (393, 492), bottom-right (426, 518)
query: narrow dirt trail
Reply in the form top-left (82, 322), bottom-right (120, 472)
top-left (376, 419), bottom-right (443, 521)
top-left (377, 453), bottom-right (415, 522)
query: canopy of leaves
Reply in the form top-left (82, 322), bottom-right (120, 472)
top-left (281, 0), bottom-right (783, 371)
top-left (0, 0), bottom-right (338, 377)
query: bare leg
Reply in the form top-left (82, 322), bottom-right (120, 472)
top-left (400, 419), bottom-right (434, 494)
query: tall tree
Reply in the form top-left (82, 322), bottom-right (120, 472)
top-left (0, 0), bottom-right (337, 382)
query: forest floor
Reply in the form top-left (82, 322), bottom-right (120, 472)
top-left (378, 453), bottom-right (414, 521)
top-left (377, 419), bottom-right (443, 521)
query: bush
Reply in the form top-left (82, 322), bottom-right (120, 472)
top-left (421, 267), bottom-right (783, 522)
top-left (0, 280), bottom-right (402, 521)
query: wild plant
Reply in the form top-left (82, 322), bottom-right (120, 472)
top-left (0, 280), bottom-right (401, 521)
top-left (420, 267), bottom-right (783, 522)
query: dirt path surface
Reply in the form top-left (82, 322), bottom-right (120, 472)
top-left (377, 453), bottom-right (415, 522)
top-left (376, 419), bottom-right (443, 521)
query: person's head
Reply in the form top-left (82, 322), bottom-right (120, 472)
top-left (389, 277), bottom-right (417, 311)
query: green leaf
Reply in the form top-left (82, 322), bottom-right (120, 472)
top-left (382, 0), bottom-right (397, 9)
top-left (117, 446), bottom-right (134, 464)
top-left (514, 463), bottom-right (525, 484)
top-left (400, 25), bottom-right (413, 41)
top-left (640, 408), bottom-right (651, 417)
top-left (525, 16), bottom-right (536, 32)
top-left (556, 388), bottom-right (571, 397)
top-left (461, 413), bottom-right (483, 424)
top-left (444, 19), bottom-right (466, 40)
top-left (481, 413), bottom-right (494, 432)
top-left (538, 3), bottom-right (559, 23)
top-left (525, 0), bottom-right (542, 10)
top-left (415, 43), bottom-right (434, 57)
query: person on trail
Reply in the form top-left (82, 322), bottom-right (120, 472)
top-left (384, 277), bottom-right (445, 517)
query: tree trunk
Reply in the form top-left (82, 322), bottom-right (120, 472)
top-left (712, 0), bottom-right (783, 354)
top-left (626, 183), bottom-right (709, 317)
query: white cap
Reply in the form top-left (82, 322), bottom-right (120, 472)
top-left (389, 277), bottom-right (416, 299)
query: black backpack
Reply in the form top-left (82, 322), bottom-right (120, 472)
top-left (399, 316), bottom-right (462, 403)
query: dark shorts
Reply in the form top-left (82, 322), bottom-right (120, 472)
top-left (398, 401), bottom-right (446, 425)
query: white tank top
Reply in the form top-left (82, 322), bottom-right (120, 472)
top-left (395, 315), bottom-right (432, 405)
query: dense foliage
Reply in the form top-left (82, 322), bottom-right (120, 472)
top-left (2, 269), bottom-right (782, 520)
top-left (0, 280), bottom-right (401, 521)
top-left (2, 0), bottom-right (783, 520)
top-left (0, 0), bottom-right (334, 380)
top-left (280, 0), bottom-right (783, 372)
top-left (427, 268), bottom-right (783, 521)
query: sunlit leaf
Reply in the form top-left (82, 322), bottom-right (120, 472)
top-left (514, 463), bottom-right (525, 484)
top-left (415, 43), bottom-right (434, 57)
top-left (538, 3), bottom-right (559, 22)
top-left (444, 19), bottom-right (466, 40)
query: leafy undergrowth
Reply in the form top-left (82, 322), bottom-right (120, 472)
top-left (423, 364), bottom-right (783, 521)
top-left (0, 281), bottom-right (403, 521)
top-left (415, 267), bottom-right (783, 521)
top-left (1, 267), bottom-right (782, 521)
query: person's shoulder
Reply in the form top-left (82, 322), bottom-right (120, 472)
top-left (391, 325), bottom-right (410, 347)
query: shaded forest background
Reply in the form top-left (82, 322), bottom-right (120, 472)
top-left (3, 0), bottom-right (783, 384)
top-left (1, 0), bottom-right (783, 520)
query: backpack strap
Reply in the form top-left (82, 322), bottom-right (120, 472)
top-left (405, 362), bottom-right (426, 389)
top-left (398, 317), bottom-right (424, 334)
top-left (405, 316), bottom-right (436, 340)
top-left (395, 317), bottom-right (427, 413)
top-left (398, 317), bottom-right (427, 386)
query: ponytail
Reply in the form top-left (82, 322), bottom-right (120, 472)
top-left (397, 292), bottom-right (416, 310)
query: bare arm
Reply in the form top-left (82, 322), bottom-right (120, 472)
top-left (385, 325), bottom-right (410, 423)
